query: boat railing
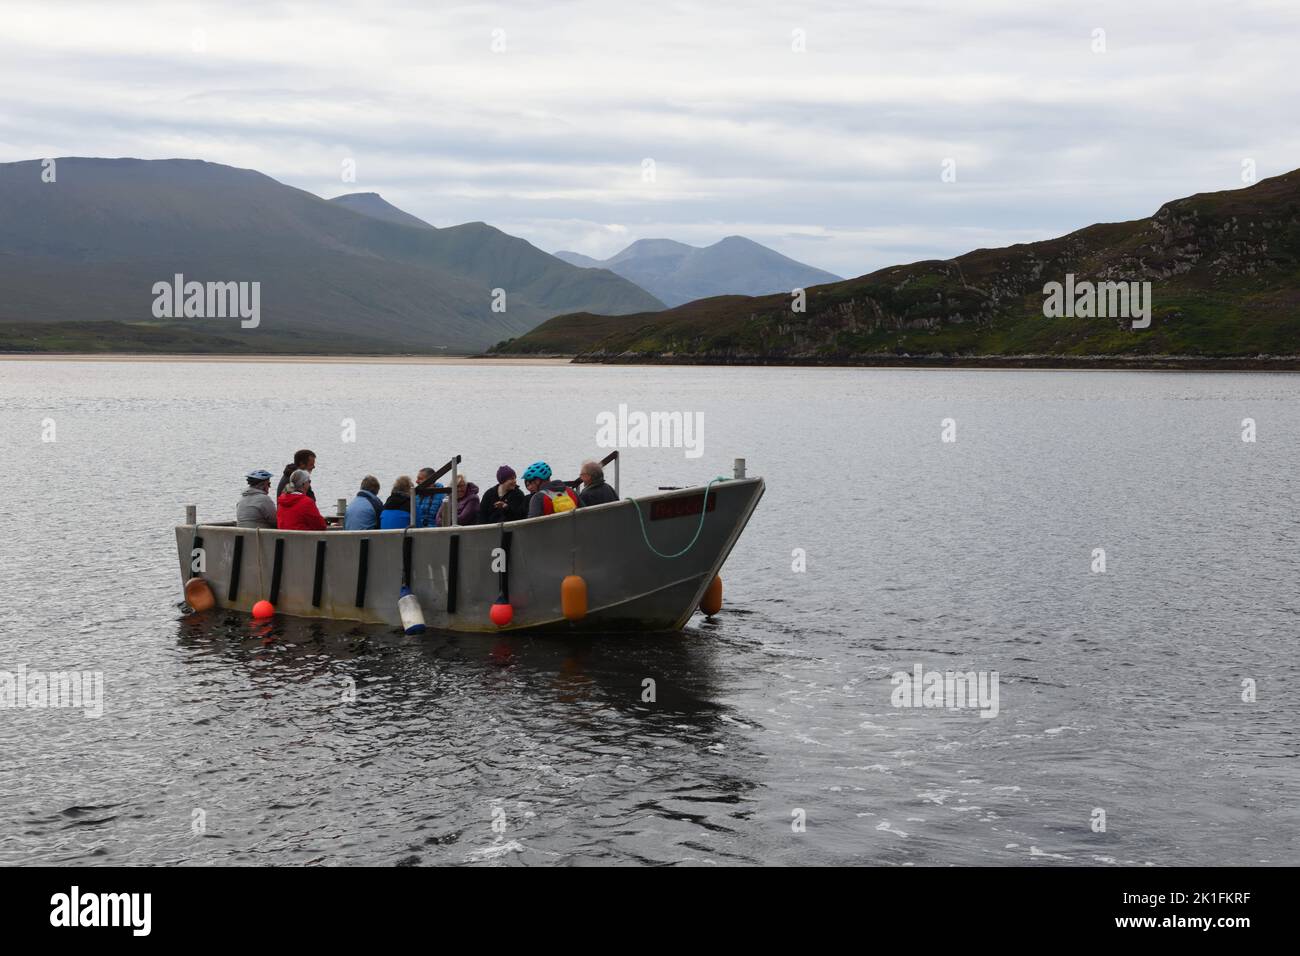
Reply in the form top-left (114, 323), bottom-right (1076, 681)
top-left (601, 450), bottom-right (619, 496)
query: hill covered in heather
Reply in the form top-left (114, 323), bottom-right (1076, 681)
top-left (493, 170), bottom-right (1300, 365)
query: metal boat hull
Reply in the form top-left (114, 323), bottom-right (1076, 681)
top-left (175, 477), bottom-right (764, 632)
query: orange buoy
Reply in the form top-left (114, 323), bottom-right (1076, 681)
top-left (561, 574), bottom-right (587, 621)
top-left (252, 600), bottom-right (275, 619)
top-left (490, 601), bottom-right (514, 627)
top-left (700, 575), bottom-right (723, 616)
top-left (184, 577), bottom-right (215, 612)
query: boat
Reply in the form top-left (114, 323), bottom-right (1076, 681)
top-left (175, 454), bottom-right (764, 633)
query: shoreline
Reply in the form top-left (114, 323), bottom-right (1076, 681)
top-left (0, 352), bottom-right (572, 365)
top-left (567, 354), bottom-right (1300, 371)
top-left (4, 351), bottom-right (1300, 372)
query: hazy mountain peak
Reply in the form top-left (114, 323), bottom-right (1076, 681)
top-left (558, 234), bottom-right (841, 306)
top-left (329, 191), bottom-right (435, 231)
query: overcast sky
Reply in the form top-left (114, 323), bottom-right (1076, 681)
top-left (2, 0), bottom-right (1296, 277)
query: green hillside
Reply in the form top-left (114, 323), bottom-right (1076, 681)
top-left (0, 158), bottom-right (663, 353)
top-left (493, 170), bottom-right (1300, 364)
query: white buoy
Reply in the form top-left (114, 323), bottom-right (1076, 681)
top-left (398, 586), bottom-right (426, 635)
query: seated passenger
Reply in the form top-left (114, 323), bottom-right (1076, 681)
top-left (343, 475), bottom-right (384, 531)
top-left (436, 475), bottom-right (481, 526)
top-left (277, 469), bottom-right (327, 531)
top-left (414, 466), bottom-right (447, 528)
top-left (479, 465), bottom-right (528, 523)
top-left (522, 461), bottom-right (579, 517)
top-left (236, 469), bottom-right (277, 529)
top-left (277, 448), bottom-right (317, 499)
top-left (379, 476), bottom-right (414, 529)
top-left (577, 460), bottom-right (618, 507)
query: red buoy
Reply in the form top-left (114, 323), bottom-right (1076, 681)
top-left (252, 600), bottom-right (275, 619)
top-left (490, 602), bottom-right (514, 627)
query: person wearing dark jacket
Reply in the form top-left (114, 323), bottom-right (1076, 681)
top-left (277, 448), bottom-right (317, 500)
top-left (577, 460), bottom-right (618, 507)
top-left (277, 470), bottom-right (327, 530)
top-left (479, 465), bottom-right (528, 523)
top-left (379, 475), bottom-right (414, 530)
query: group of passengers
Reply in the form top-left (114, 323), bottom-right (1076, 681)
top-left (235, 449), bottom-right (619, 532)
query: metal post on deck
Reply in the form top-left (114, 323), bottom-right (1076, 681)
top-left (600, 449), bottom-right (620, 497)
top-left (449, 458), bottom-right (459, 526)
top-left (412, 454), bottom-right (460, 528)
top-left (337, 498), bottom-right (347, 518)
top-left (186, 504), bottom-right (197, 525)
top-left (733, 458), bottom-right (746, 480)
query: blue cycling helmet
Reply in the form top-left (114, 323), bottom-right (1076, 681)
top-left (245, 469), bottom-right (274, 483)
top-left (521, 461), bottom-right (552, 482)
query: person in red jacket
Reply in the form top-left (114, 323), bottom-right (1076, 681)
top-left (277, 469), bottom-right (327, 530)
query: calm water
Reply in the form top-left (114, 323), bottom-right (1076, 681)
top-left (1, 359), bottom-right (1297, 866)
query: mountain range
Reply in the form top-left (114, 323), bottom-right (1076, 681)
top-left (0, 158), bottom-right (662, 353)
top-left (494, 169), bottom-right (1300, 366)
top-left (4, 158), bottom-right (1297, 365)
top-left (554, 237), bottom-right (840, 307)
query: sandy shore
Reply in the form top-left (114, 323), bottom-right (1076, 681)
top-left (0, 353), bottom-right (573, 365)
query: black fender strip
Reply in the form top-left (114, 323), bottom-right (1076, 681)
top-left (269, 538), bottom-right (285, 605)
top-left (311, 539), bottom-right (327, 608)
top-left (189, 535), bottom-right (204, 580)
top-left (355, 539), bottom-right (370, 608)
top-left (447, 534), bottom-right (460, 614)
top-left (499, 529), bottom-right (513, 602)
top-left (228, 535), bottom-right (244, 601)
top-left (402, 533), bottom-right (413, 590)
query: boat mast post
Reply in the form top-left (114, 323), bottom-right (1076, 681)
top-left (733, 458), bottom-right (746, 479)
top-left (185, 504), bottom-right (197, 525)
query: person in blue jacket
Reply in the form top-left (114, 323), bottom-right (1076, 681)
top-left (414, 466), bottom-right (446, 528)
top-left (379, 475), bottom-right (414, 529)
top-left (343, 475), bottom-right (384, 530)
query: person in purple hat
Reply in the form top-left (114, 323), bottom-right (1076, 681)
top-left (478, 465), bottom-right (528, 523)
